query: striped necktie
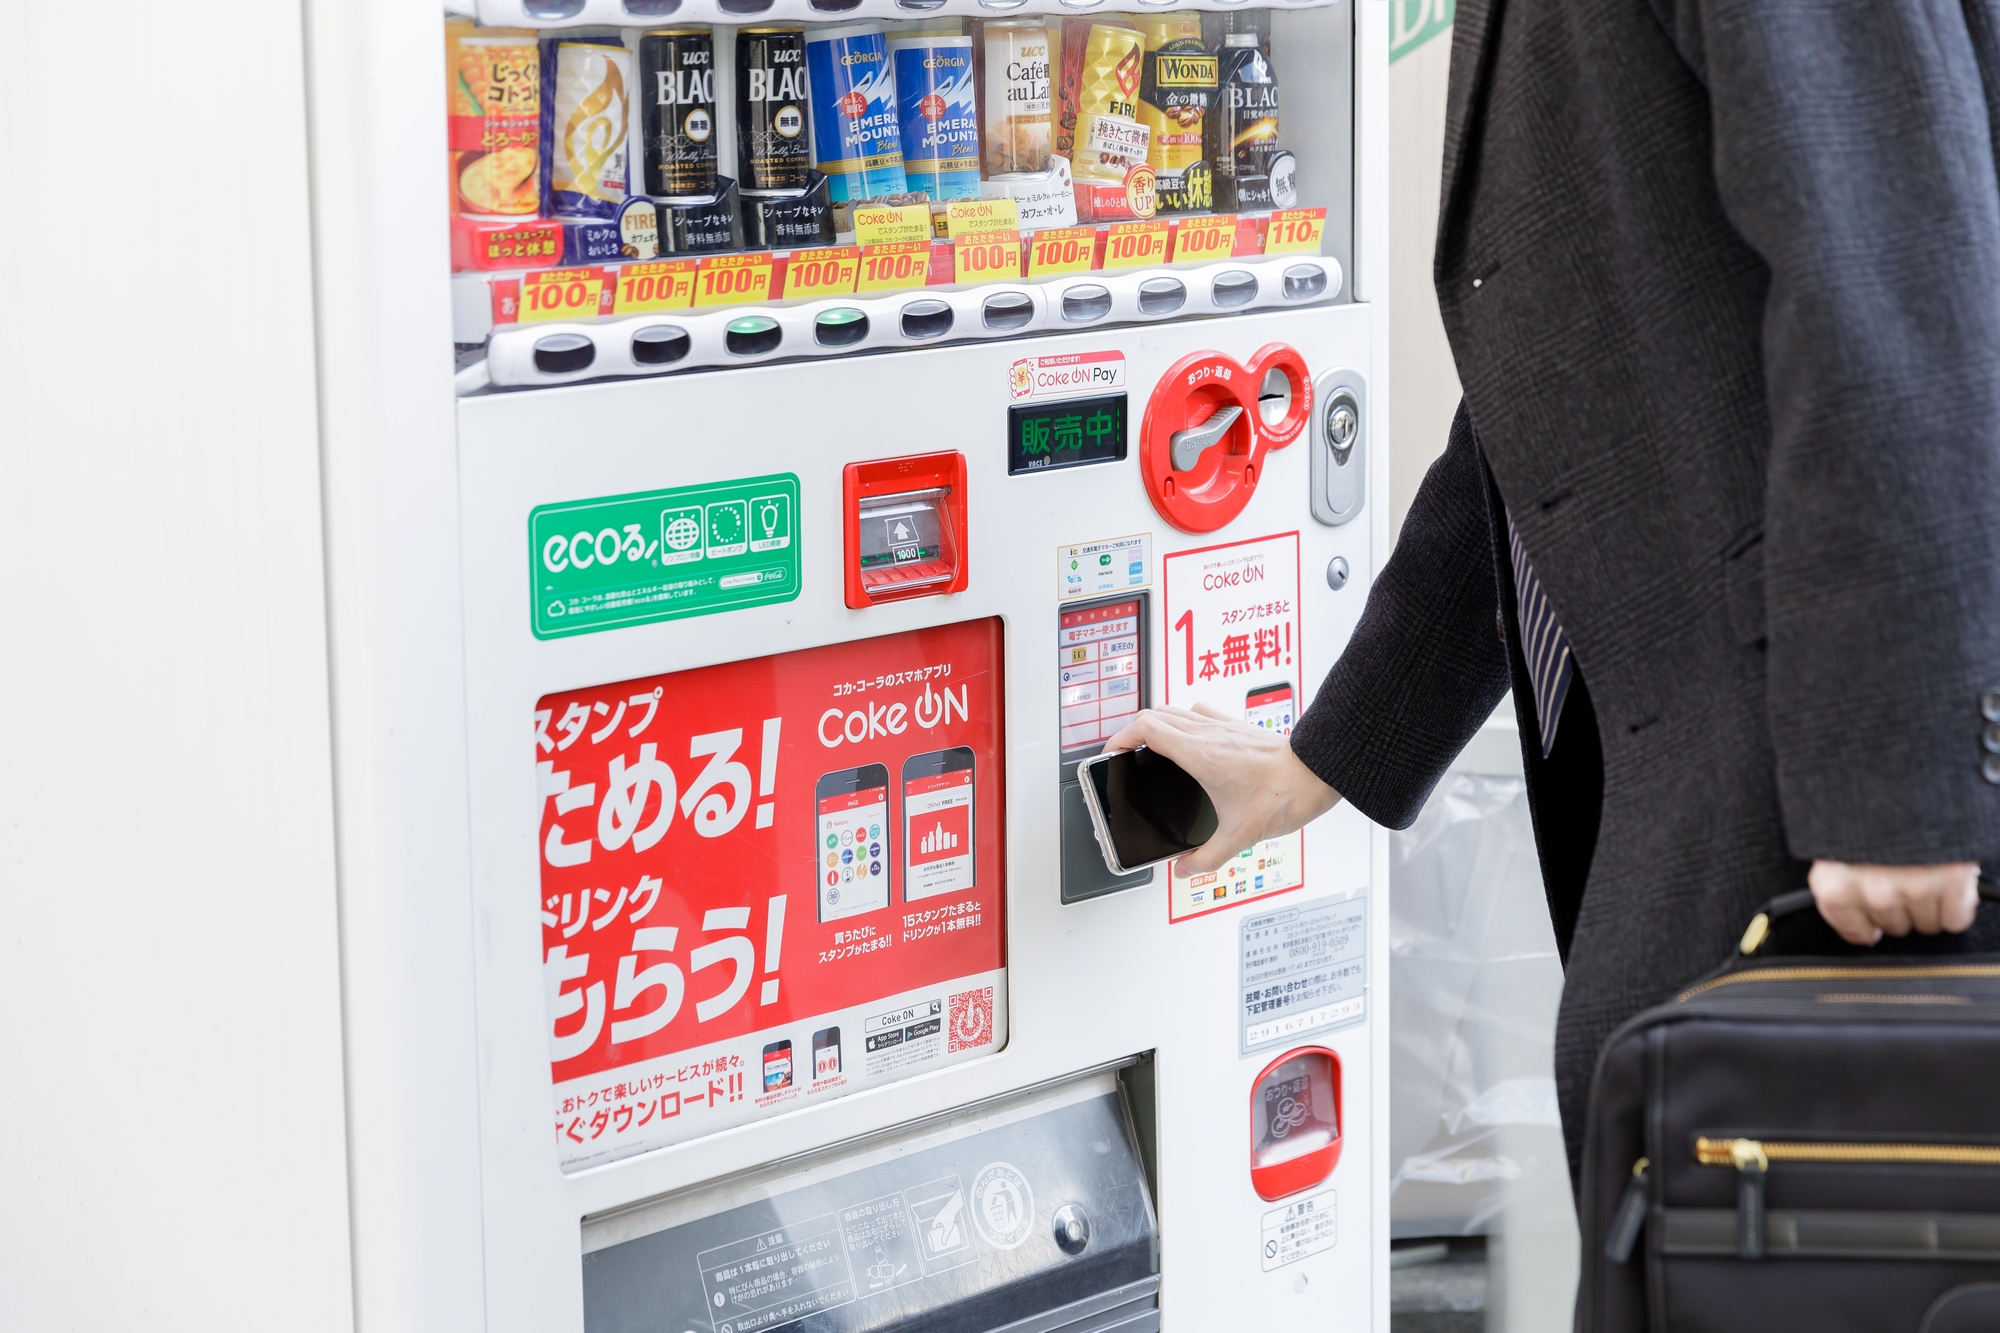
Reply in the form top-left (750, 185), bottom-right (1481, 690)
top-left (1507, 515), bottom-right (1574, 759)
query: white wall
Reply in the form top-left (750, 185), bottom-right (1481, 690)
top-left (0, 8), bottom-right (353, 1330)
top-left (1386, 25), bottom-right (1464, 538)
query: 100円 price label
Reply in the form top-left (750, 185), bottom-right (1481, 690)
top-left (528, 474), bottom-right (800, 639)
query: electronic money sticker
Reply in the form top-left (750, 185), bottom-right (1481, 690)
top-left (534, 619), bottom-right (1007, 1171)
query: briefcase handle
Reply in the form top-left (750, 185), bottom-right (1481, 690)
top-left (1738, 877), bottom-right (2000, 956)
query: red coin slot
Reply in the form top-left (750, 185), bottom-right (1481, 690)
top-left (1245, 342), bottom-right (1314, 449)
top-left (1249, 1045), bottom-right (1343, 1202)
top-left (1139, 350), bottom-right (1264, 533)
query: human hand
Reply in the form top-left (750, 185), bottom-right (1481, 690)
top-left (1099, 703), bottom-right (1341, 875)
top-left (1808, 860), bottom-right (1981, 946)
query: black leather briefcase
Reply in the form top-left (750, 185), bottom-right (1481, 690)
top-left (1577, 884), bottom-right (2000, 1332)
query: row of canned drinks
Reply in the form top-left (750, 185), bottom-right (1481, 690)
top-left (447, 11), bottom-right (1285, 226)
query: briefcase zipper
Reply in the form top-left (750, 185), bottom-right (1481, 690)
top-left (1694, 1136), bottom-right (2000, 1168)
top-left (1694, 1136), bottom-right (2000, 1261)
top-left (1677, 964), bottom-right (2000, 1002)
top-left (1604, 1157), bottom-right (1649, 1264)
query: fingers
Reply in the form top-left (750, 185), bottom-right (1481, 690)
top-left (1174, 829), bottom-right (1248, 877)
top-left (1809, 862), bottom-right (1883, 946)
top-left (1941, 865), bottom-right (1982, 933)
top-left (1810, 860), bottom-right (1984, 944)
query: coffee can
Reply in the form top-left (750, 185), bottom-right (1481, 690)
top-left (742, 172), bottom-right (835, 249)
top-left (639, 27), bottom-right (719, 200)
top-left (540, 36), bottom-right (632, 219)
top-left (889, 35), bottom-right (980, 201)
top-left (982, 19), bottom-right (1052, 177)
top-left (737, 27), bottom-right (811, 192)
top-left (805, 25), bottom-right (908, 204)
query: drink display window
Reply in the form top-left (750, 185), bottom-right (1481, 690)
top-left (446, 0), bottom-right (1355, 386)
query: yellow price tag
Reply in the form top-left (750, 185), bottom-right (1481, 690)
top-left (1026, 226), bottom-right (1099, 278)
top-left (852, 202), bottom-right (933, 245)
top-left (692, 253), bottom-right (776, 308)
top-left (519, 267), bottom-right (613, 323)
top-left (855, 241), bottom-right (933, 294)
top-left (1102, 220), bottom-right (1171, 270)
top-left (954, 231), bottom-right (1022, 285)
top-left (1264, 208), bottom-right (1327, 256)
top-left (1173, 215), bottom-right (1237, 264)
top-left (945, 197), bottom-right (1021, 238)
top-left (612, 260), bottom-right (697, 313)
top-left (783, 247), bottom-right (860, 300)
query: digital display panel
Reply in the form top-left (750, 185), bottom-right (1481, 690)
top-left (1007, 393), bottom-right (1128, 475)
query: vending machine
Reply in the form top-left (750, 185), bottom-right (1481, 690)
top-left (311, 0), bottom-right (1387, 1329)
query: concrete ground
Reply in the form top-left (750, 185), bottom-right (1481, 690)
top-left (1391, 1237), bottom-right (1487, 1333)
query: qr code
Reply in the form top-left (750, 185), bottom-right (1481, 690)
top-left (948, 986), bottom-right (995, 1053)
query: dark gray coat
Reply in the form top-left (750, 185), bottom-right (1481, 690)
top-left (1292, 0), bottom-right (2000, 1179)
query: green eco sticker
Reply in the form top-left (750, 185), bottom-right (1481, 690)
top-left (528, 474), bottom-right (800, 639)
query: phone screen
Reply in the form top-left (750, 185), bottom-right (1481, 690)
top-left (763, 1039), bottom-right (793, 1091)
top-left (812, 1027), bottom-right (841, 1081)
top-left (1245, 681), bottom-right (1295, 736)
top-left (816, 764), bottom-right (890, 922)
top-left (1084, 745), bottom-right (1220, 871)
top-left (903, 746), bottom-right (975, 901)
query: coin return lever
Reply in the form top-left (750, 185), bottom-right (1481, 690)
top-left (842, 451), bottom-right (972, 609)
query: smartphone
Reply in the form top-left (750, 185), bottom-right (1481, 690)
top-left (762, 1039), bottom-right (793, 1091)
top-left (812, 1027), bottom-right (842, 1081)
top-left (1076, 744), bottom-right (1220, 875)
top-left (815, 763), bottom-right (891, 922)
top-left (1245, 681), bottom-right (1295, 736)
top-left (903, 746), bottom-right (975, 901)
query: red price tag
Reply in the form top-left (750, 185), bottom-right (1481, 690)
top-left (1264, 209), bottom-right (1327, 256)
top-left (855, 241), bottom-right (932, 294)
top-left (1173, 215), bottom-right (1237, 264)
top-left (954, 231), bottom-right (1022, 285)
top-left (693, 253), bottom-right (777, 308)
top-left (613, 260), bottom-right (697, 313)
top-left (1026, 227), bottom-right (1098, 278)
top-left (519, 267), bottom-right (614, 323)
top-left (1102, 220), bottom-right (1171, 270)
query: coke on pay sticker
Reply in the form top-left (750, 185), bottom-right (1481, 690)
top-left (1008, 350), bottom-right (1126, 402)
top-left (535, 618), bottom-right (1007, 1170)
top-left (1162, 533), bottom-right (1306, 922)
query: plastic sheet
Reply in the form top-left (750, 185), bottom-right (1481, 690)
top-left (1388, 768), bottom-right (1571, 1237)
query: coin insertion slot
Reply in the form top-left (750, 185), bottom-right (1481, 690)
top-left (982, 291), bottom-right (1037, 331)
top-left (630, 324), bottom-right (690, 365)
top-left (724, 315), bottom-right (783, 358)
top-left (620, 0), bottom-right (680, 15)
top-left (1211, 270), bottom-right (1259, 308)
top-left (521, 0), bottom-right (586, 18)
top-left (901, 299), bottom-right (955, 340)
top-left (1282, 263), bottom-right (1329, 301)
top-left (1258, 367), bottom-right (1293, 427)
top-left (1062, 285), bottom-right (1114, 323)
top-left (1137, 277), bottom-right (1186, 315)
top-left (533, 332), bottom-right (596, 375)
top-left (814, 309), bottom-right (871, 348)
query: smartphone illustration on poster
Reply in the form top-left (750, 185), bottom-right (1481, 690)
top-left (763, 1039), bottom-right (793, 1091)
top-left (902, 746), bottom-right (975, 902)
top-left (812, 1027), bottom-right (841, 1081)
top-left (815, 763), bottom-right (891, 922)
top-left (1245, 682), bottom-right (1295, 737)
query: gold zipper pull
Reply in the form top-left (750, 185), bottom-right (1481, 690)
top-left (1603, 1157), bottom-right (1649, 1264)
top-left (1731, 1138), bottom-right (1767, 1259)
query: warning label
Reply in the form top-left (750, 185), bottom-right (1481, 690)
top-left (1261, 1190), bottom-right (1338, 1270)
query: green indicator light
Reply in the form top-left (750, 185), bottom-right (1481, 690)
top-left (728, 315), bottom-right (779, 335)
top-left (817, 307), bottom-right (867, 326)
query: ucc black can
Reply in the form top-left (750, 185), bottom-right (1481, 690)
top-left (736, 27), bottom-right (810, 192)
top-left (639, 28), bottom-right (718, 200)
